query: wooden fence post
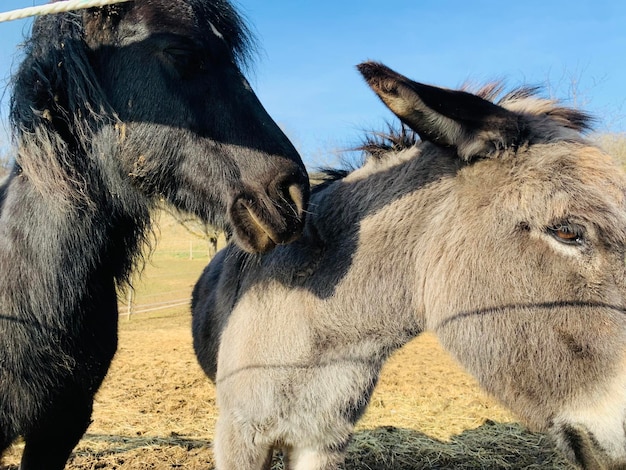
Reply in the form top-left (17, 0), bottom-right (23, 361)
top-left (126, 287), bottom-right (133, 320)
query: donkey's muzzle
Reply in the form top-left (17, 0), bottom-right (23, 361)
top-left (229, 173), bottom-right (309, 253)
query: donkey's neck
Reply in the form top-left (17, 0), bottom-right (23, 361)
top-left (286, 147), bottom-right (462, 351)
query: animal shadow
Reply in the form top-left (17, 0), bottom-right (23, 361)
top-left (1, 434), bottom-right (208, 469)
top-left (272, 422), bottom-right (574, 470)
top-left (0, 423), bottom-right (574, 469)
top-left (342, 423), bottom-right (574, 470)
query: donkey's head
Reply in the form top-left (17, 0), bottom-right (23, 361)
top-left (360, 62), bottom-right (626, 469)
top-left (11, 0), bottom-right (308, 253)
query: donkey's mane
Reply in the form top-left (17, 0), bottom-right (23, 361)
top-left (310, 123), bottom-right (419, 193)
top-left (313, 82), bottom-right (594, 190)
top-left (492, 84), bottom-right (594, 133)
top-left (357, 122), bottom-right (420, 160)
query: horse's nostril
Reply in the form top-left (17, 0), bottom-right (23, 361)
top-left (273, 173), bottom-right (309, 217)
top-left (285, 182), bottom-right (307, 216)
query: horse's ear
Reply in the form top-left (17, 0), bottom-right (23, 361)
top-left (357, 62), bottom-right (523, 160)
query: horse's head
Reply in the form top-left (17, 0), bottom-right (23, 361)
top-left (360, 62), bottom-right (626, 469)
top-left (11, 0), bottom-right (308, 253)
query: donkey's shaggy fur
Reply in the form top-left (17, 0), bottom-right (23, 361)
top-left (193, 62), bottom-right (626, 470)
top-left (0, 1), bottom-right (308, 468)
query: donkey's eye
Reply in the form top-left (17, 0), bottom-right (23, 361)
top-left (547, 223), bottom-right (584, 246)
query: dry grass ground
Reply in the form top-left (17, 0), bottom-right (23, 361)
top-left (1, 212), bottom-right (574, 469)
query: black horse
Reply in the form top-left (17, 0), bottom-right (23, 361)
top-left (0, 1), bottom-right (308, 468)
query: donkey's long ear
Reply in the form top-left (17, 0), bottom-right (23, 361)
top-left (357, 62), bottom-right (523, 160)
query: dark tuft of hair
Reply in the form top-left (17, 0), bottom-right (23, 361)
top-left (357, 122), bottom-right (420, 159)
top-left (191, 0), bottom-right (258, 70)
top-left (309, 168), bottom-right (350, 194)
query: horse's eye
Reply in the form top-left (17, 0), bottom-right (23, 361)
top-left (547, 223), bottom-right (584, 245)
top-left (165, 47), bottom-right (204, 72)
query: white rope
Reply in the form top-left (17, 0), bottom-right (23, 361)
top-left (0, 0), bottom-right (132, 23)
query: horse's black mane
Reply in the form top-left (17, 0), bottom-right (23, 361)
top-left (191, 0), bottom-right (256, 68)
top-left (10, 11), bottom-right (103, 147)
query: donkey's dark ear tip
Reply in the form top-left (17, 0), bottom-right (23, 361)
top-left (357, 61), bottom-right (384, 81)
top-left (357, 62), bottom-right (401, 95)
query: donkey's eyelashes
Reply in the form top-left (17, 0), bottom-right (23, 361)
top-left (547, 222), bottom-right (585, 246)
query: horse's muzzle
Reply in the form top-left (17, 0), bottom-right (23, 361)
top-left (229, 173), bottom-right (309, 253)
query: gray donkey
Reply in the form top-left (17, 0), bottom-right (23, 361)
top-left (192, 62), bottom-right (626, 470)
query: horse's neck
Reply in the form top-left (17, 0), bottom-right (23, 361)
top-left (0, 157), bottom-right (150, 312)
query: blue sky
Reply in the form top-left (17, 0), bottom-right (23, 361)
top-left (1, 0), bottom-right (625, 167)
